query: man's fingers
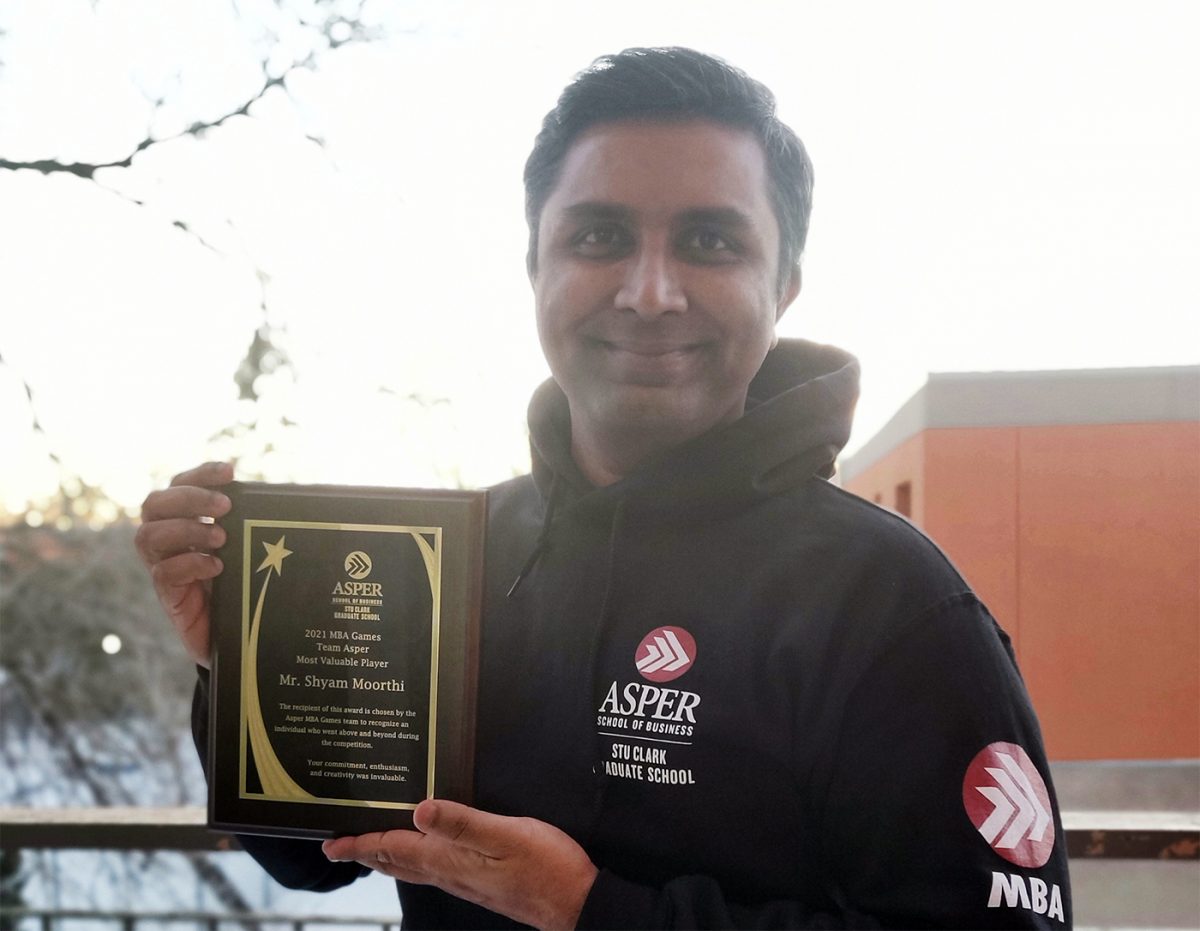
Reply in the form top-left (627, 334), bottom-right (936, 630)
top-left (414, 800), bottom-right (514, 856)
top-left (322, 809), bottom-right (598, 929)
top-left (323, 830), bottom-right (428, 861)
top-left (135, 518), bottom-right (226, 567)
top-left (146, 555), bottom-right (217, 665)
top-left (170, 461), bottom-right (234, 488)
top-left (323, 831), bottom-right (437, 883)
top-left (323, 832), bottom-right (389, 862)
top-left (142, 485), bottom-right (232, 524)
top-left (150, 552), bottom-right (224, 593)
top-left (166, 588), bottom-right (212, 663)
top-left (136, 463), bottom-right (232, 670)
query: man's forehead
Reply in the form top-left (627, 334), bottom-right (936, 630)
top-left (543, 118), bottom-right (774, 221)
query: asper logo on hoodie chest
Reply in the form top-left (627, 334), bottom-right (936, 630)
top-left (595, 625), bottom-right (700, 786)
top-left (634, 626), bottom-right (696, 681)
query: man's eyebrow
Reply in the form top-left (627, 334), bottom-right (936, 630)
top-left (675, 207), bottom-right (754, 229)
top-left (561, 202), bottom-right (634, 223)
top-left (559, 203), bottom-right (755, 229)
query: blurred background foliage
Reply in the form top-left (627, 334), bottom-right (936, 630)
top-left (0, 0), bottom-right (401, 911)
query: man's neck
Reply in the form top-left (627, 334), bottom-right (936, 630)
top-left (569, 432), bottom-right (636, 488)
top-left (567, 416), bottom-right (726, 488)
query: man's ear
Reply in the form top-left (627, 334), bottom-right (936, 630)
top-left (776, 265), bottom-right (801, 322)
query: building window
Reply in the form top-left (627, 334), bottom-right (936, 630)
top-left (895, 481), bottom-right (912, 518)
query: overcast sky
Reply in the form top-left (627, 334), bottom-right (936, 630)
top-left (2, 0), bottom-right (1197, 519)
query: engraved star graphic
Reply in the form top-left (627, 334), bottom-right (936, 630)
top-left (257, 536), bottom-right (293, 577)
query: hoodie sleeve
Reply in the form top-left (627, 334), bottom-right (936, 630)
top-left (576, 595), bottom-right (1072, 930)
top-left (191, 669), bottom-right (369, 893)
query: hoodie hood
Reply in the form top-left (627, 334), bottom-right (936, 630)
top-left (527, 338), bottom-right (859, 520)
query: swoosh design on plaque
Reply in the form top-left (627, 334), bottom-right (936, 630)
top-left (245, 563), bottom-right (314, 801)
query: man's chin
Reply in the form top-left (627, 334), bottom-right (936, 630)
top-left (585, 390), bottom-right (740, 444)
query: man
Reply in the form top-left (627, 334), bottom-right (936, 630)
top-left (138, 48), bottom-right (1071, 929)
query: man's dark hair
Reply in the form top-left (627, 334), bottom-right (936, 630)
top-left (524, 46), bottom-right (814, 294)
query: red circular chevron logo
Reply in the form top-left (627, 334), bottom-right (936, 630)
top-left (634, 626), bottom-right (696, 682)
top-left (963, 742), bottom-right (1055, 867)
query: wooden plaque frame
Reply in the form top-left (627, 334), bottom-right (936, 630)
top-left (207, 481), bottom-right (485, 839)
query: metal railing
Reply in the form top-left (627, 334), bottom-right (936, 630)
top-left (3, 806), bottom-right (1197, 859)
top-left (0, 909), bottom-right (397, 931)
top-left (1, 805), bottom-right (1197, 929)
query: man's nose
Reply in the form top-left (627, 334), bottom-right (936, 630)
top-left (614, 245), bottom-right (688, 317)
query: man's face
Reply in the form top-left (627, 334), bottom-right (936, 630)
top-left (532, 119), bottom-right (799, 454)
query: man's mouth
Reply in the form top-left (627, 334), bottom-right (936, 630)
top-left (587, 337), bottom-right (706, 384)
top-left (594, 339), bottom-right (703, 357)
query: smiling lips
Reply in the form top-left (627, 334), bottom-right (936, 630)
top-left (589, 337), bottom-right (707, 383)
top-left (600, 339), bottom-right (701, 356)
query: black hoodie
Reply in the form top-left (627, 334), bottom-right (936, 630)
top-left (202, 339), bottom-right (1071, 928)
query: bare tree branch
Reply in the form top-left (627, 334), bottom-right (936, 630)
top-left (2, 354), bottom-right (65, 471)
top-left (2, 1), bottom-right (384, 178)
top-left (0, 2), bottom-right (388, 312)
top-left (0, 55), bottom-right (308, 179)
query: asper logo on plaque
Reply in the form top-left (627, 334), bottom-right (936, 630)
top-left (344, 551), bottom-right (372, 579)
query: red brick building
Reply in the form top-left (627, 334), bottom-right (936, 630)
top-left (839, 366), bottom-right (1200, 761)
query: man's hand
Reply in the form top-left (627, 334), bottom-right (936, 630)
top-left (135, 461), bottom-right (233, 667)
top-left (323, 799), bottom-right (599, 930)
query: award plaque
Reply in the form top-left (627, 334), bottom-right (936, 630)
top-left (208, 481), bottom-right (485, 839)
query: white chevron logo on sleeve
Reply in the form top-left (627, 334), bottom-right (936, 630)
top-left (636, 629), bottom-right (692, 674)
top-left (974, 752), bottom-right (1051, 848)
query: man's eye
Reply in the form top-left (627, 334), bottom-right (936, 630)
top-left (681, 228), bottom-right (737, 259)
top-left (571, 226), bottom-right (632, 256)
